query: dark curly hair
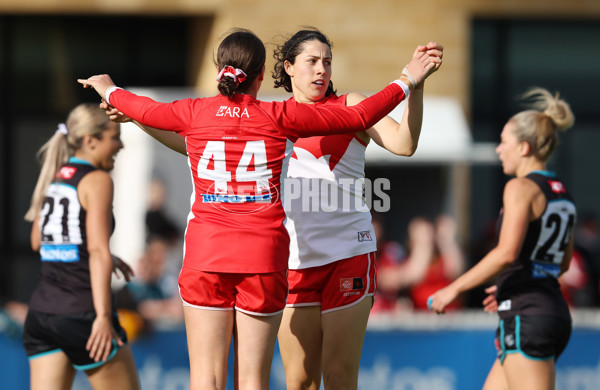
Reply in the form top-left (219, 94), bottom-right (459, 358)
top-left (215, 28), bottom-right (266, 98)
top-left (272, 27), bottom-right (336, 96)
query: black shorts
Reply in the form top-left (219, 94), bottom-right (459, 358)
top-left (23, 309), bottom-right (128, 371)
top-left (495, 314), bottom-right (571, 363)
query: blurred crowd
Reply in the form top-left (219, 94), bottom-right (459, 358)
top-left (371, 213), bottom-right (466, 314)
top-left (114, 178), bottom-right (184, 341)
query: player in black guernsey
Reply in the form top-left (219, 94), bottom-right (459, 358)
top-left (23, 104), bottom-right (140, 390)
top-left (495, 171), bottom-right (575, 323)
top-left (428, 88), bottom-right (576, 390)
top-left (30, 160), bottom-right (100, 314)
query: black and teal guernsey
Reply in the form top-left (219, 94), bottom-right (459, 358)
top-left (495, 171), bottom-right (576, 322)
top-left (29, 157), bottom-right (114, 314)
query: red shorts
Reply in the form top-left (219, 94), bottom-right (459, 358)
top-left (179, 267), bottom-right (288, 316)
top-left (286, 252), bottom-right (376, 313)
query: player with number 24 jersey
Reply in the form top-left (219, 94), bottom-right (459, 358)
top-left (495, 171), bottom-right (575, 321)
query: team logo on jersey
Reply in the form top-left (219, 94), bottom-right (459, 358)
top-left (340, 277), bottom-right (364, 291)
top-left (57, 166), bottom-right (77, 179)
top-left (291, 134), bottom-right (353, 171)
top-left (358, 231), bottom-right (373, 242)
top-left (548, 180), bottom-right (566, 193)
top-left (216, 106), bottom-right (250, 119)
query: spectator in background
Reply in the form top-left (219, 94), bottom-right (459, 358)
top-left (560, 213), bottom-right (600, 307)
top-left (372, 215), bottom-right (432, 313)
top-left (116, 178), bottom-right (183, 339)
top-left (116, 235), bottom-right (184, 340)
top-left (0, 298), bottom-right (28, 339)
top-left (371, 212), bottom-right (406, 313)
top-left (145, 177), bottom-right (180, 244)
top-left (372, 214), bottom-right (465, 313)
top-left (409, 214), bottom-right (466, 310)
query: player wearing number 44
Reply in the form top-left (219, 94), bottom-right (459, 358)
top-left (428, 88), bottom-right (576, 390)
top-left (23, 104), bottom-right (140, 390)
top-left (78, 28), bottom-right (437, 390)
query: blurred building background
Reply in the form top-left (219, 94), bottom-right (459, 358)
top-left (1, 1), bottom-right (600, 389)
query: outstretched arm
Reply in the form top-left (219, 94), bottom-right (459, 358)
top-left (101, 101), bottom-right (187, 156)
top-left (78, 48), bottom-right (441, 138)
top-left (428, 178), bottom-right (534, 314)
top-left (78, 74), bottom-right (196, 132)
top-left (272, 46), bottom-right (440, 138)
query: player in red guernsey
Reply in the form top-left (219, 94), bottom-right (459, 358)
top-left (79, 29), bottom-right (437, 390)
top-left (271, 28), bottom-right (442, 390)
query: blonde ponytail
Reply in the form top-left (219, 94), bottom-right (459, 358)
top-left (509, 87), bottom-right (575, 162)
top-left (24, 103), bottom-right (112, 222)
top-left (24, 130), bottom-right (70, 222)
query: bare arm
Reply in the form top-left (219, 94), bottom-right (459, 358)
top-left (100, 101), bottom-right (187, 156)
top-left (347, 88), bottom-right (423, 155)
top-left (30, 215), bottom-right (41, 251)
top-left (134, 121), bottom-right (187, 156)
top-left (347, 42), bottom-right (443, 155)
top-left (79, 171), bottom-right (123, 361)
top-left (429, 178), bottom-right (536, 313)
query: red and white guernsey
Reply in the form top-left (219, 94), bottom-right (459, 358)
top-left (107, 84), bottom-right (406, 273)
top-left (285, 94), bottom-right (377, 270)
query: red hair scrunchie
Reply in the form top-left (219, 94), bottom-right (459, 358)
top-left (216, 66), bottom-right (247, 86)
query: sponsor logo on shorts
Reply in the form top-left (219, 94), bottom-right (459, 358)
top-left (358, 231), bottom-right (373, 242)
top-left (40, 244), bottom-right (80, 262)
top-left (340, 277), bottom-right (364, 293)
top-left (504, 334), bottom-right (515, 348)
top-left (498, 299), bottom-right (511, 311)
top-left (495, 337), bottom-right (503, 358)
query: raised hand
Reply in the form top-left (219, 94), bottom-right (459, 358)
top-left (77, 74), bottom-right (117, 101)
top-left (402, 42), bottom-right (443, 88)
top-left (420, 41), bottom-right (443, 77)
